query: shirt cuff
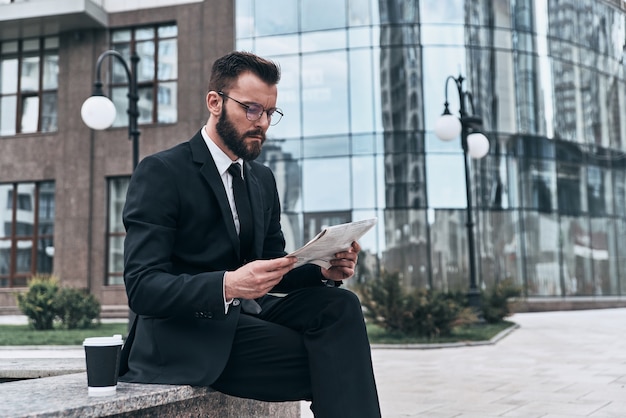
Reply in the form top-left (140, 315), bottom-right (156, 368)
top-left (223, 272), bottom-right (233, 314)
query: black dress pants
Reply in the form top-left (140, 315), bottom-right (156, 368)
top-left (211, 286), bottom-right (381, 418)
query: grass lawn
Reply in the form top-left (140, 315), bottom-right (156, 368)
top-left (0, 320), bottom-right (516, 346)
top-left (0, 323), bottom-right (130, 346)
top-left (366, 321), bottom-right (516, 344)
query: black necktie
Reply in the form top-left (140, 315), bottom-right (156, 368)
top-left (228, 163), bottom-right (254, 262)
top-left (227, 163), bottom-right (261, 314)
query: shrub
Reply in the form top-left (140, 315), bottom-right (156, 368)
top-left (54, 287), bottom-right (101, 329)
top-left (481, 279), bottom-right (522, 323)
top-left (406, 289), bottom-right (464, 338)
top-left (16, 275), bottom-right (59, 330)
top-left (357, 271), bottom-right (468, 339)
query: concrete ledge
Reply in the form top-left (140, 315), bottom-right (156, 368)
top-left (0, 372), bottom-right (300, 417)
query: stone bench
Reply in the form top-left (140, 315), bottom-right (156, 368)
top-left (0, 366), bottom-right (300, 417)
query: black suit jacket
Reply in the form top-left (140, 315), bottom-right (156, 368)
top-left (120, 130), bottom-right (323, 386)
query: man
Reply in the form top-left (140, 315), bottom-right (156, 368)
top-left (120, 51), bottom-right (381, 417)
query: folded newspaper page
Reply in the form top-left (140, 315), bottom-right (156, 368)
top-left (288, 218), bottom-right (377, 269)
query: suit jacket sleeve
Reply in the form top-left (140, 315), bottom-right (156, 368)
top-left (123, 153), bottom-right (228, 320)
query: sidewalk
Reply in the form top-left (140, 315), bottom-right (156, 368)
top-left (2, 309), bottom-right (626, 417)
top-left (303, 308), bottom-right (626, 417)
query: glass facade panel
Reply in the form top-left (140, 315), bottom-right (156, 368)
top-left (301, 51), bottom-right (349, 136)
top-left (302, 158), bottom-right (351, 211)
top-left (301, 0), bottom-right (346, 31)
top-left (237, 0), bottom-right (626, 298)
top-left (352, 156), bottom-right (377, 209)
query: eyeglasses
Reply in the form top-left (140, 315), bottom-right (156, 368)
top-left (217, 91), bottom-right (283, 126)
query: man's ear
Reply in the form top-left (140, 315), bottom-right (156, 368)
top-left (206, 91), bottom-right (222, 117)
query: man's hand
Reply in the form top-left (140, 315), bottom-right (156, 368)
top-left (321, 241), bottom-right (361, 282)
top-left (224, 257), bottom-right (297, 300)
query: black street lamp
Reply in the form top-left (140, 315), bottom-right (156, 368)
top-left (433, 74), bottom-right (489, 310)
top-left (81, 50), bottom-right (140, 327)
top-left (81, 50), bottom-right (140, 170)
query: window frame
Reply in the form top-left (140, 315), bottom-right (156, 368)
top-left (0, 181), bottom-right (55, 288)
top-left (0, 36), bottom-right (59, 136)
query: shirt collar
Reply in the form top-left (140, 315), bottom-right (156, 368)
top-left (201, 126), bottom-right (244, 176)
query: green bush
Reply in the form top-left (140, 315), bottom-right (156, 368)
top-left (481, 279), bottom-right (522, 323)
top-left (54, 287), bottom-right (101, 329)
top-left (406, 289), bottom-right (465, 338)
top-left (16, 275), bottom-right (59, 330)
top-left (16, 275), bottom-right (101, 330)
top-left (357, 271), bottom-right (469, 339)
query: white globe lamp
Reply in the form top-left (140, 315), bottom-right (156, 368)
top-left (81, 95), bottom-right (117, 130)
top-left (434, 113), bottom-right (462, 141)
top-left (467, 132), bottom-right (490, 159)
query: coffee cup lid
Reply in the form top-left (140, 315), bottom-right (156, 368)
top-left (83, 335), bottom-right (123, 346)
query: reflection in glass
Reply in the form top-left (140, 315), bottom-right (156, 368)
top-left (111, 43), bottom-right (131, 84)
top-left (301, 0), bottom-right (346, 31)
top-left (108, 178), bottom-right (129, 286)
top-left (349, 49), bottom-right (375, 133)
top-left (111, 87), bottom-right (128, 127)
top-left (383, 209), bottom-right (430, 289)
top-left (138, 86), bottom-right (154, 124)
top-left (522, 211), bottom-right (560, 296)
top-left (42, 54), bottom-right (58, 90)
top-left (426, 154), bottom-right (465, 208)
top-left (21, 96), bottom-right (39, 133)
top-left (560, 216), bottom-right (593, 296)
top-left (20, 56), bottom-right (39, 92)
top-left (0, 96), bottom-right (17, 136)
top-left (137, 41), bottom-right (156, 82)
top-left (352, 156), bottom-right (377, 209)
top-left (1, 58), bottom-right (18, 94)
top-left (255, 0), bottom-right (297, 36)
top-left (158, 83), bottom-right (177, 124)
top-left (41, 93), bottom-right (57, 132)
top-left (0, 184), bottom-right (12, 237)
top-left (301, 51), bottom-right (349, 136)
top-left (302, 158), bottom-right (350, 211)
top-left (158, 39), bottom-right (177, 80)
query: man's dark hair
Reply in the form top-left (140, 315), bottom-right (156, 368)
top-left (208, 51), bottom-right (281, 92)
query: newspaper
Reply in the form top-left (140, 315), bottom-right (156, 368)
top-left (288, 218), bottom-right (377, 269)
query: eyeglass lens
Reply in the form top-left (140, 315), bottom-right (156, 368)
top-left (246, 103), bottom-right (282, 126)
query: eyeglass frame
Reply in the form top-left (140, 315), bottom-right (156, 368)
top-left (217, 91), bottom-right (283, 126)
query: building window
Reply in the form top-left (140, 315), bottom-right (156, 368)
top-left (107, 177), bottom-right (129, 286)
top-left (110, 24), bottom-right (178, 127)
top-left (0, 181), bottom-right (55, 287)
top-left (0, 36), bottom-right (59, 136)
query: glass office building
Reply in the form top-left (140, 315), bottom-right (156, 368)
top-left (236, 0), bottom-right (626, 298)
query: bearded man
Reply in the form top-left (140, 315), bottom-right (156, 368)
top-left (120, 51), bottom-right (381, 418)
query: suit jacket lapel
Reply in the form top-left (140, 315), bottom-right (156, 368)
top-left (189, 133), bottom-right (240, 258)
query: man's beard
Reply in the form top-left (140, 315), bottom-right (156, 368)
top-left (216, 106), bottom-right (265, 161)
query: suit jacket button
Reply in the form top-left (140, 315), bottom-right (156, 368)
top-left (207, 312), bottom-right (213, 318)
top-left (232, 299), bottom-right (240, 307)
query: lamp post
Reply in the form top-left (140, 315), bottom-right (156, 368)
top-left (81, 50), bottom-right (140, 170)
top-left (434, 74), bottom-right (489, 310)
top-left (81, 50), bottom-right (140, 327)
